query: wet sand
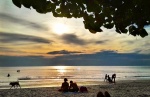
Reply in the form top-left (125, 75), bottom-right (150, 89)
top-left (0, 80), bottom-right (150, 97)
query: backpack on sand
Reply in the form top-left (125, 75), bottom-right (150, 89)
top-left (79, 86), bottom-right (88, 93)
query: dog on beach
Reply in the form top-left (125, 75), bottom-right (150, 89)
top-left (9, 81), bottom-right (21, 89)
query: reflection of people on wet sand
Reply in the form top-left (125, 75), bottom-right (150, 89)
top-left (104, 74), bottom-right (108, 82)
top-left (69, 80), bottom-right (79, 92)
top-left (59, 78), bottom-right (69, 92)
top-left (112, 74), bottom-right (116, 83)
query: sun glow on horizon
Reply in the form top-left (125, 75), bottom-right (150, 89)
top-left (53, 66), bottom-right (67, 73)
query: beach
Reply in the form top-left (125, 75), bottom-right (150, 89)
top-left (0, 80), bottom-right (150, 97)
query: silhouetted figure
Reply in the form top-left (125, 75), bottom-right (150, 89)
top-left (97, 91), bottom-right (105, 97)
top-left (59, 78), bottom-right (69, 92)
top-left (79, 86), bottom-right (88, 92)
top-left (97, 91), bottom-right (111, 97)
top-left (104, 91), bottom-right (111, 97)
top-left (7, 73), bottom-right (10, 77)
top-left (10, 81), bottom-right (21, 89)
top-left (17, 70), bottom-right (20, 72)
top-left (104, 74), bottom-right (108, 82)
top-left (107, 75), bottom-right (113, 83)
top-left (69, 80), bottom-right (79, 92)
top-left (112, 74), bottom-right (116, 83)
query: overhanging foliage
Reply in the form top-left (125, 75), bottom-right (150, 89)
top-left (12, 0), bottom-right (150, 37)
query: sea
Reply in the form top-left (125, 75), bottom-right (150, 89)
top-left (0, 66), bottom-right (150, 89)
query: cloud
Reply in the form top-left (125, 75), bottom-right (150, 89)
top-left (0, 32), bottom-right (51, 44)
top-left (0, 47), bottom-right (13, 52)
top-left (0, 50), bottom-right (150, 66)
top-left (125, 40), bottom-right (135, 44)
top-left (60, 34), bottom-right (109, 45)
top-left (49, 50), bottom-right (150, 66)
top-left (0, 55), bottom-right (48, 66)
top-left (0, 47), bottom-right (26, 54)
top-left (94, 40), bottom-right (109, 44)
top-left (61, 34), bottom-right (87, 45)
top-left (96, 50), bottom-right (118, 54)
top-left (0, 13), bottom-right (48, 31)
top-left (47, 50), bottom-right (82, 55)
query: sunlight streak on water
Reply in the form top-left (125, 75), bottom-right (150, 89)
top-left (0, 66), bottom-right (150, 89)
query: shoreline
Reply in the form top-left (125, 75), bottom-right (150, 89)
top-left (0, 80), bottom-right (150, 97)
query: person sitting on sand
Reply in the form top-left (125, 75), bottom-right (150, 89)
top-left (59, 78), bottom-right (69, 92)
top-left (69, 80), bottom-right (79, 92)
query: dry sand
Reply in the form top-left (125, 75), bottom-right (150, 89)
top-left (0, 80), bottom-right (150, 97)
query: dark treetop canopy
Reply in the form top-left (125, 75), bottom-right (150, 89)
top-left (12, 0), bottom-right (150, 37)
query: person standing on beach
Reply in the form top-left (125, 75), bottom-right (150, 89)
top-left (69, 80), bottom-right (79, 92)
top-left (104, 74), bottom-right (108, 82)
top-left (112, 74), bottom-right (116, 83)
top-left (7, 73), bottom-right (10, 77)
top-left (59, 78), bottom-right (69, 92)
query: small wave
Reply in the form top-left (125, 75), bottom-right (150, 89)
top-left (125, 76), bottom-right (150, 78)
top-left (18, 75), bottom-right (74, 80)
top-left (17, 77), bottom-right (103, 81)
top-left (18, 77), bottom-right (31, 80)
top-left (133, 76), bottom-right (150, 77)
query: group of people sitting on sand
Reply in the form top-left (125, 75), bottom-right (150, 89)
top-left (104, 73), bottom-right (116, 83)
top-left (59, 78), bottom-right (111, 97)
top-left (59, 78), bottom-right (79, 92)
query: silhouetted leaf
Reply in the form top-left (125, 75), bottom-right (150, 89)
top-left (104, 24), bottom-right (114, 29)
top-left (22, 0), bottom-right (32, 8)
top-left (89, 29), bottom-right (97, 34)
top-left (139, 29), bottom-right (148, 38)
top-left (129, 26), bottom-right (136, 33)
top-left (121, 28), bottom-right (128, 34)
top-left (130, 30), bottom-right (137, 36)
top-left (12, 0), bottom-right (21, 8)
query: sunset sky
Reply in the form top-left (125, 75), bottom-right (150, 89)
top-left (0, 0), bottom-right (150, 66)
